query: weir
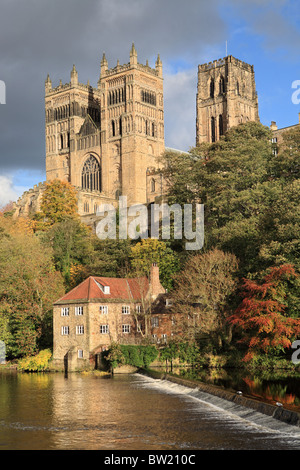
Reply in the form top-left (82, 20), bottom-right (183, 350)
top-left (137, 369), bottom-right (300, 433)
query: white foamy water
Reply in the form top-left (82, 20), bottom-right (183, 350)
top-left (133, 373), bottom-right (300, 448)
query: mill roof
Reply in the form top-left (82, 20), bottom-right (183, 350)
top-left (54, 276), bottom-right (149, 305)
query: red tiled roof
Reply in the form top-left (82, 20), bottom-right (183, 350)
top-left (54, 276), bottom-right (149, 304)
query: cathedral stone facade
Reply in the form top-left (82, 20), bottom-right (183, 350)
top-left (45, 44), bottom-right (165, 213)
top-left (14, 45), bottom-right (165, 220)
top-left (15, 49), bottom-right (294, 225)
top-left (196, 55), bottom-right (259, 145)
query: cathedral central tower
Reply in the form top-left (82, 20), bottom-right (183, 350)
top-left (196, 55), bottom-right (259, 145)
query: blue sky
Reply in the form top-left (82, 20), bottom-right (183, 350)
top-left (0, 0), bottom-right (299, 206)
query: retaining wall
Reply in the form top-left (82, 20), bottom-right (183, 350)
top-left (138, 368), bottom-right (300, 428)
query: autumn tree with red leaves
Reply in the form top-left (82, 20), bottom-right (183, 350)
top-left (229, 264), bottom-right (300, 361)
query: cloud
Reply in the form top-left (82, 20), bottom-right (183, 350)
top-left (0, 0), bottom-right (227, 178)
top-left (0, 0), bottom-right (299, 189)
top-left (0, 175), bottom-right (26, 207)
top-left (164, 68), bottom-right (197, 151)
top-left (225, 0), bottom-right (300, 59)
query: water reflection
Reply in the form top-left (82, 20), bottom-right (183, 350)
top-left (176, 367), bottom-right (300, 411)
top-left (1, 370), bottom-right (300, 450)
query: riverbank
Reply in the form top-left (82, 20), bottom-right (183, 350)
top-left (137, 367), bottom-right (300, 428)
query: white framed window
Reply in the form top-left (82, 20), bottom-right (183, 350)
top-left (122, 305), bottom-right (130, 314)
top-left (75, 306), bottom-right (83, 316)
top-left (103, 286), bottom-right (110, 294)
top-left (99, 305), bottom-right (108, 314)
top-left (78, 349), bottom-right (84, 358)
top-left (166, 298), bottom-right (173, 307)
top-left (61, 326), bottom-right (69, 335)
top-left (100, 324), bottom-right (109, 334)
top-left (136, 305), bottom-right (141, 313)
top-left (61, 307), bottom-right (69, 316)
top-left (76, 325), bottom-right (84, 335)
top-left (137, 322), bottom-right (143, 332)
top-left (122, 324), bottom-right (130, 333)
top-left (151, 317), bottom-right (159, 327)
top-left (161, 334), bottom-right (167, 343)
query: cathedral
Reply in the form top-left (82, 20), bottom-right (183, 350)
top-left (14, 44), bottom-right (166, 223)
top-left (14, 45), bottom-right (297, 226)
top-left (196, 55), bottom-right (259, 144)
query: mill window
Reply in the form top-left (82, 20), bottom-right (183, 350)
top-left (75, 306), bottom-right (83, 316)
top-left (122, 324), bottom-right (130, 333)
top-left (61, 326), bottom-right (69, 335)
top-left (100, 325), bottom-right (109, 334)
top-left (99, 305), bottom-right (108, 314)
top-left (61, 307), bottom-right (69, 316)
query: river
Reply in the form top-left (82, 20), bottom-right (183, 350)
top-left (1, 370), bottom-right (300, 451)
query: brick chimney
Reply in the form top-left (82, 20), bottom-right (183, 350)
top-left (149, 263), bottom-right (165, 299)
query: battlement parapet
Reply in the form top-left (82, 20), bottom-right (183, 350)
top-left (198, 55), bottom-right (253, 73)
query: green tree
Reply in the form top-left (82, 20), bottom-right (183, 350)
top-left (42, 218), bottom-right (94, 288)
top-left (160, 121), bottom-right (300, 276)
top-left (130, 238), bottom-right (180, 290)
top-left (271, 126), bottom-right (300, 182)
top-left (89, 236), bottom-right (132, 278)
top-left (0, 230), bottom-right (65, 358)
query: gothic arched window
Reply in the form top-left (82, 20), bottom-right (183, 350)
top-left (151, 178), bottom-right (156, 193)
top-left (211, 116), bottom-right (216, 142)
top-left (219, 76), bottom-right (225, 94)
top-left (210, 79), bottom-right (215, 98)
top-left (219, 114), bottom-right (223, 137)
top-left (81, 155), bottom-right (101, 192)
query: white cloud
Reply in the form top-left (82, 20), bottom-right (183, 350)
top-left (0, 175), bottom-right (27, 208)
top-left (164, 68), bottom-right (197, 151)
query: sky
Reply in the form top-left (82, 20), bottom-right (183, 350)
top-left (0, 0), bottom-right (300, 207)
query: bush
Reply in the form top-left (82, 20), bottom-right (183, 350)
top-left (104, 344), bottom-right (158, 369)
top-left (159, 341), bottom-right (200, 366)
top-left (204, 354), bottom-right (228, 368)
top-left (18, 349), bottom-right (52, 372)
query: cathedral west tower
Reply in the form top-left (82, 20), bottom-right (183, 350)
top-left (44, 44), bottom-right (165, 215)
